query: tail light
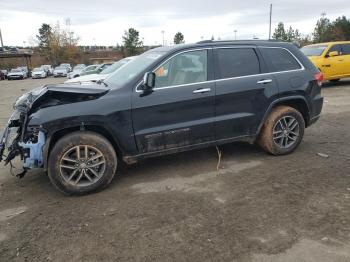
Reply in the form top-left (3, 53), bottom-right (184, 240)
top-left (315, 72), bottom-right (324, 87)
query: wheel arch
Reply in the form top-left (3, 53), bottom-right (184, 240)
top-left (44, 125), bottom-right (123, 170)
top-left (257, 96), bottom-right (310, 135)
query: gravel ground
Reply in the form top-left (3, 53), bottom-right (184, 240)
top-left (0, 77), bottom-right (349, 262)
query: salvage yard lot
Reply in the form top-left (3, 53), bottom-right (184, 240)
top-left (0, 78), bottom-right (350, 261)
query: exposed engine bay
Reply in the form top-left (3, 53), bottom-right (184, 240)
top-left (0, 84), bottom-right (109, 178)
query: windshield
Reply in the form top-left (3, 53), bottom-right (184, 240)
top-left (105, 52), bottom-right (165, 88)
top-left (73, 65), bottom-right (85, 71)
top-left (301, 45), bottom-right (328, 56)
top-left (100, 59), bottom-right (131, 75)
top-left (55, 67), bottom-right (66, 70)
top-left (33, 68), bottom-right (42, 72)
top-left (11, 69), bottom-right (21, 72)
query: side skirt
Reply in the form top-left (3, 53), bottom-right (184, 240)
top-left (123, 135), bottom-right (256, 164)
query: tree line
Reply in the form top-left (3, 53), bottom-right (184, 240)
top-left (36, 23), bottom-right (186, 64)
top-left (272, 13), bottom-right (350, 45)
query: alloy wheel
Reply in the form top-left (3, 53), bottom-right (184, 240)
top-left (273, 116), bottom-right (300, 149)
top-left (59, 145), bottom-right (106, 187)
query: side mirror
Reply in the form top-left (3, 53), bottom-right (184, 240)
top-left (328, 51), bottom-right (339, 57)
top-left (142, 72), bottom-right (156, 90)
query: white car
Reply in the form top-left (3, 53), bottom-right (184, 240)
top-left (60, 63), bottom-right (72, 72)
top-left (65, 57), bottom-right (136, 84)
top-left (67, 64), bottom-right (86, 79)
top-left (31, 67), bottom-right (47, 79)
top-left (53, 66), bottom-right (68, 77)
top-left (7, 69), bottom-right (27, 80)
top-left (41, 65), bottom-right (53, 76)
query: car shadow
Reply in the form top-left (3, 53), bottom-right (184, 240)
top-left (112, 141), bottom-right (264, 185)
top-left (322, 78), bottom-right (350, 88)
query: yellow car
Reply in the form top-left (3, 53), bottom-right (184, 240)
top-left (301, 41), bottom-right (350, 82)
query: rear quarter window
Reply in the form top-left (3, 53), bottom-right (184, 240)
top-left (260, 47), bottom-right (302, 72)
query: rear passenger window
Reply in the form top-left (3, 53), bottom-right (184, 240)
top-left (214, 48), bottom-right (260, 79)
top-left (260, 48), bottom-right (301, 72)
top-left (341, 44), bottom-right (350, 55)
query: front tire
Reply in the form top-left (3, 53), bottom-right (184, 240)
top-left (257, 106), bottom-right (305, 155)
top-left (48, 131), bottom-right (117, 195)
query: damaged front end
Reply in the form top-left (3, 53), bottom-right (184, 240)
top-left (0, 83), bottom-right (109, 178)
top-left (0, 87), bottom-right (47, 178)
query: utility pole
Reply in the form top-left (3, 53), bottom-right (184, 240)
top-left (269, 4), bottom-right (273, 40)
top-left (0, 28), bottom-right (4, 48)
top-left (234, 30), bottom-right (237, 40)
top-left (161, 31), bottom-right (165, 46)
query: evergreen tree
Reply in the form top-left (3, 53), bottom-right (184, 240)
top-left (122, 28), bottom-right (143, 56)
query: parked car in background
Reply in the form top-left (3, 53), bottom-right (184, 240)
top-left (53, 66), bottom-right (68, 77)
top-left (79, 63), bottom-right (112, 77)
top-left (17, 66), bottom-right (29, 77)
top-left (301, 41), bottom-right (350, 82)
top-left (41, 65), bottom-right (54, 76)
top-left (67, 64), bottom-right (86, 79)
top-left (9, 47), bottom-right (19, 54)
top-left (7, 68), bottom-right (27, 80)
top-left (65, 57), bottom-right (135, 83)
top-left (32, 67), bottom-right (47, 79)
top-left (60, 63), bottom-right (72, 72)
top-left (0, 40), bottom-right (323, 195)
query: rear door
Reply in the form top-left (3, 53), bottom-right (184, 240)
top-left (132, 49), bottom-right (216, 153)
top-left (259, 46), bottom-right (306, 97)
top-left (213, 47), bottom-right (279, 140)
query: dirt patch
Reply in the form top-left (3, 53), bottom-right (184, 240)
top-left (251, 239), bottom-right (350, 262)
top-left (132, 160), bottom-right (261, 194)
top-left (0, 206), bottom-right (27, 222)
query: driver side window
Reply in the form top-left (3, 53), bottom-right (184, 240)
top-left (154, 50), bottom-right (208, 88)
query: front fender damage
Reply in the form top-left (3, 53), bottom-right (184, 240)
top-left (0, 92), bottom-right (47, 178)
top-left (0, 114), bottom-right (46, 178)
top-left (1, 83), bottom-right (109, 178)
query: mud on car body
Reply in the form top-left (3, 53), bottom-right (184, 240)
top-left (0, 40), bottom-right (324, 195)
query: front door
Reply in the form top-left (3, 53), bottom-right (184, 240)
top-left (322, 44), bottom-right (344, 79)
top-left (132, 49), bottom-right (215, 154)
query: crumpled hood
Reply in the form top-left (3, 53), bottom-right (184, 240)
top-left (14, 83), bottom-right (110, 113)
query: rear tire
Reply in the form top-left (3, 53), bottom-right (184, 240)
top-left (48, 131), bottom-right (117, 195)
top-left (257, 106), bottom-right (305, 155)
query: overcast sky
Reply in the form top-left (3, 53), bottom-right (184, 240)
top-left (0, 0), bottom-right (349, 46)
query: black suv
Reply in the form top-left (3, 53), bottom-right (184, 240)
top-left (0, 40), bottom-right (323, 195)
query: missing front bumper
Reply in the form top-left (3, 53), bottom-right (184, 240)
top-left (0, 111), bottom-right (46, 177)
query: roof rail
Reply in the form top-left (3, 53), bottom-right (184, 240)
top-left (196, 40), bottom-right (213, 44)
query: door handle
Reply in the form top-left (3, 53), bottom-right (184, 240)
top-left (193, 88), bottom-right (211, 93)
top-left (257, 79), bottom-right (273, 84)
